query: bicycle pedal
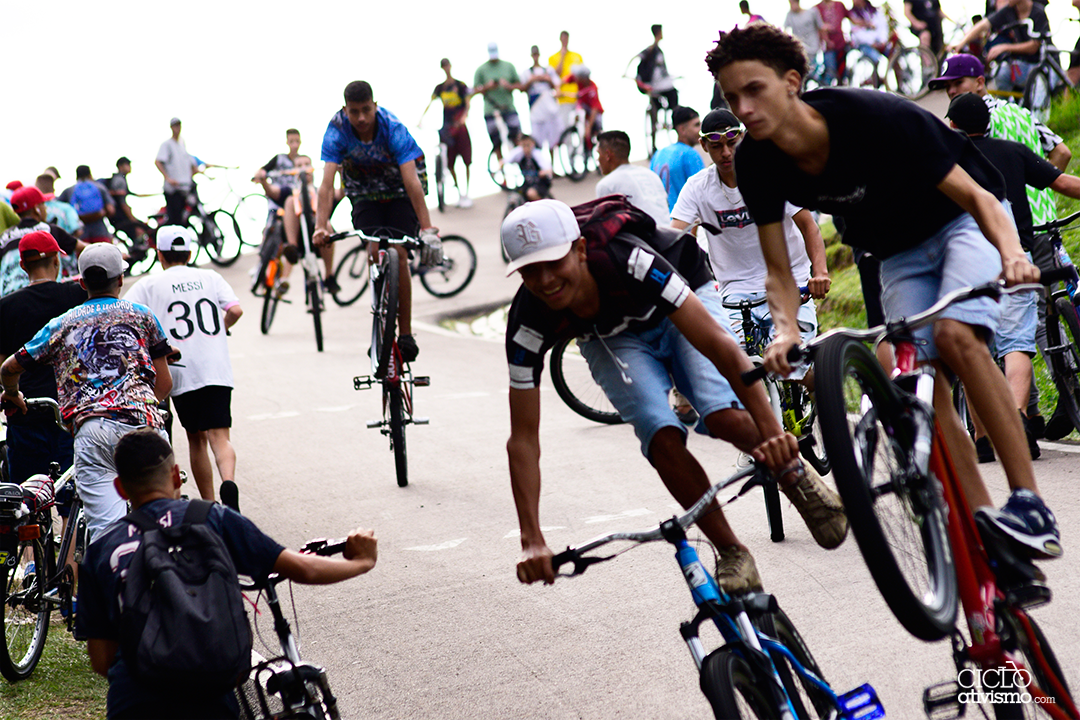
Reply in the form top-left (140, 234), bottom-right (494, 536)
top-left (413, 417), bottom-right (430, 425)
top-left (353, 376), bottom-right (374, 391)
top-left (838, 684), bottom-right (885, 720)
top-left (413, 376), bottom-right (431, 387)
top-left (367, 420), bottom-right (383, 429)
top-left (1006, 581), bottom-right (1052, 610)
top-left (922, 680), bottom-right (964, 720)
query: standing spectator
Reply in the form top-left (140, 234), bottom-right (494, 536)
top-left (521, 46), bottom-right (563, 168)
top-left (0, 187), bottom-right (82, 298)
top-left (785, 0), bottom-right (825, 63)
top-left (107, 157), bottom-right (153, 253)
top-left (549, 31), bottom-right (584, 137)
top-left (420, 58), bottom-right (474, 207)
top-left (155, 117), bottom-right (197, 227)
top-left (1, 243), bottom-right (173, 540)
top-left (0, 231), bottom-right (87, 484)
top-left (58, 166), bottom-right (114, 244)
top-left (650, 106), bottom-right (705, 210)
top-left (595, 130), bottom-right (670, 226)
top-left (252, 128), bottom-right (303, 208)
top-left (635, 25), bottom-right (681, 156)
top-left (474, 43), bottom-right (522, 162)
top-left (816, 0), bottom-right (849, 84)
top-left (740, 0), bottom-right (769, 24)
top-left (124, 226), bottom-right (243, 503)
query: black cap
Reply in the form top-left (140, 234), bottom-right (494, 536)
top-left (116, 156), bottom-right (132, 167)
top-left (946, 93), bottom-right (990, 135)
top-left (671, 106), bottom-right (699, 128)
top-left (701, 108), bottom-right (741, 134)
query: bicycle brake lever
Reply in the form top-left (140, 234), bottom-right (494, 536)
top-left (551, 549), bottom-right (614, 577)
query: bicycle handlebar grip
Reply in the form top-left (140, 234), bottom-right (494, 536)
top-left (326, 231), bottom-right (350, 243)
top-left (739, 346), bottom-right (804, 385)
top-left (1040, 265), bottom-right (1079, 287)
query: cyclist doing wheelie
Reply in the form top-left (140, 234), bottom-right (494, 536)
top-left (504, 197), bottom-right (847, 595)
top-left (710, 23), bottom-right (1062, 560)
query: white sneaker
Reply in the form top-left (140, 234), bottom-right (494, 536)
top-left (457, 195), bottom-right (473, 209)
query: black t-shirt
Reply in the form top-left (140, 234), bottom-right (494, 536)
top-left (987, 5), bottom-right (1050, 62)
top-left (736, 88), bottom-right (1006, 259)
top-left (906, 0), bottom-right (941, 23)
top-left (969, 134), bottom-right (1060, 245)
top-left (0, 280), bottom-right (88, 424)
top-left (505, 228), bottom-right (714, 390)
top-left (107, 173), bottom-right (130, 217)
top-left (433, 79), bottom-right (470, 128)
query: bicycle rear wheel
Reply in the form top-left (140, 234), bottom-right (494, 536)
top-left (884, 47), bottom-right (937, 97)
top-left (558, 126), bottom-right (588, 182)
top-left (372, 249), bottom-right (399, 379)
top-left (700, 648), bottom-right (780, 719)
top-left (309, 274), bottom-right (324, 352)
top-left (388, 383), bottom-right (408, 488)
top-left (847, 54), bottom-right (880, 89)
top-left (330, 243), bottom-right (370, 307)
top-left (232, 193), bottom-right (269, 247)
top-left (990, 609), bottom-right (1074, 719)
top-left (1023, 67), bottom-right (1053, 124)
top-left (114, 227), bottom-right (157, 277)
top-left (419, 235), bottom-right (476, 298)
top-left (815, 335), bottom-right (957, 641)
top-left (260, 260), bottom-right (282, 335)
top-left (549, 337), bottom-right (624, 425)
top-left (207, 210), bottom-right (244, 266)
top-left (756, 607), bottom-right (834, 720)
top-left (1046, 298), bottom-right (1080, 436)
top-left (0, 532), bottom-right (51, 681)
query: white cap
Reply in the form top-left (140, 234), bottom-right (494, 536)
top-left (501, 199), bottom-right (581, 276)
top-left (78, 242), bottom-right (128, 280)
top-left (488, 42), bottom-right (499, 59)
top-left (157, 225), bottom-right (195, 252)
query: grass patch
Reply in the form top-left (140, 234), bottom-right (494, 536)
top-left (0, 622), bottom-right (106, 720)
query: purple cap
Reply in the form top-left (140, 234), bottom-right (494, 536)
top-left (928, 54), bottom-right (985, 90)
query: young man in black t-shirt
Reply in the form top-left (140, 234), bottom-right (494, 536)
top-left (503, 198), bottom-right (847, 594)
top-left (708, 24), bottom-right (1061, 560)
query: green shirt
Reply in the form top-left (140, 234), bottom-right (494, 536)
top-left (0, 202), bottom-right (18, 234)
top-left (473, 60), bottom-right (520, 116)
top-left (987, 98), bottom-right (1058, 227)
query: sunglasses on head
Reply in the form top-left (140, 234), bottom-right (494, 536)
top-left (700, 127), bottom-right (744, 142)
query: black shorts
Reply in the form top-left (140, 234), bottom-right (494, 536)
top-left (350, 197), bottom-right (420, 238)
top-left (172, 385), bottom-right (232, 432)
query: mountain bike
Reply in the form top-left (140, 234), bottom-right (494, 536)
top-left (328, 230), bottom-right (434, 488)
top-left (759, 274), bottom-right (1078, 718)
top-left (256, 210), bottom-right (288, 335)
top-left (0, 398), bottom-right (88, 682)
top-left (548, 337), bottom-right (623, 425)
top-left (148, 180), bottom-right (243, 267)
top-left (985, 20), bottom-right (1074, 123)
top-left (329, 228), bottom-right (476, 306)
top-left (551, 461), bottom-right (885, 720)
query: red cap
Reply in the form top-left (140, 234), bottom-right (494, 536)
top-left (5, 180), bottom-right (23, 191)
top-left (19, 231), bottom-right (66, 261)
top-left (10, 186), bottom-right (46, 214)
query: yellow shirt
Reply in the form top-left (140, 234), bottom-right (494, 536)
top-left (549, 49), bottom-right (583, 105)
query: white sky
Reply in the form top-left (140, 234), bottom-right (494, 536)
top-left (6, 0), bottom-right (1078, 208)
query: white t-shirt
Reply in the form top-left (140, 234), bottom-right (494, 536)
top-left (155, 137), bottom-right (195, 191)
top-left (124, 265), bottom-right (239, 395)
top-left (595, 163), bottom-right (671, 228)
top-left (671, 166), bottom-right (811, 296)
top-left (505, 146), bottom-right (552, 170)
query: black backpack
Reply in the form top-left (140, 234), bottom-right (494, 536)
top-left (119, 500), bottom-right (252, 694)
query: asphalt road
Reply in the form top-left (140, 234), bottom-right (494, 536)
top-left (160, 164), bottom-right (1080, 720)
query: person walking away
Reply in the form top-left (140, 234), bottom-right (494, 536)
top-left (650, 106), bottom-right (705, 210)
top-left (59, 166), bottom-right (114, 244)
top-left (155, 117), bottom-right (197, 227)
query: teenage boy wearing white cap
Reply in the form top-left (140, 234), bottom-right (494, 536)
top-left (1, 242), bottom-right (173, 540)
top-left (503, 198), bottom-right (847, 594)
top-left (124, 226), bottom-right (243, 503)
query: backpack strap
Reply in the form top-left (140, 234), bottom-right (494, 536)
top-left (123, 499), bottom-right (214, 532)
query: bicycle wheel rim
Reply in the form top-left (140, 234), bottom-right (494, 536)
top-left (815, 336), bottom-right (957, 641)
top-left (331, 244), bottom-right (369, 307)
top-left (558, 127), bottom-right (587, 181)
top-left (756, 607), bottom-right (834, 720)
top-left (1023, 69), bottom-right (1053, 125)
top-left (372, 249), bottom-right (399, 379)
top-left (549, 338), bottom-right (624, 424)
top-left (389, 383), bottom-right (408, 487)
top-left (207, 210), bottom-right (243, 266)
top-left (309, 276), bottom-right (324, 352)
top-left (233, 193), bottom-right (269, 247)
top-left (700, 649), bottom-right (781, 720)
top-left (0, 534), bottom-right (51, 681)
top-left (419, 235), bottom-right (476, 298)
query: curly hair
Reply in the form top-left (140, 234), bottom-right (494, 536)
top-left (705, 25), bottom-right (808, 82)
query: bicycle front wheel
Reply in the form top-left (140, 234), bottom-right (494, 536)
top-left (756, 607), bottom-right (834, 720)
top-left (309, 275), bottom-right (324, 352)
top-left (260, 260), bottom-right (281, 335)
top-left (549, 337), bottom-right (624, 425)
top-left (207, 210), bottom-right (244, 266)
top-left (700, 649), bottom-right (781, 719)
top-left (331, 243), bottom-right (370, 306)
top-left (389, 384), bottom-right (408, 487)
top-left (1046, 298), bottom-right (1080, 437)
top-left (419, 235), bottom-right (476, 298)
top-left (1023, 67), bottom-right (1053, 124)
top-left (558, 126), bottom-right (588, 182)
top-left (815, 335), bottom-right (957, 641)
top-left (884, 46), bottom-right (937, 97)
top-left (0, 533), bottom-right (51, 681)
top-left (372, 249), bottom-right (399, 379)
top-left (232, 193), bottom-right (269, 247)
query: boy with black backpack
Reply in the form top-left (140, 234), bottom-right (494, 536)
top-left (76, 429), bottom-right (377, 719)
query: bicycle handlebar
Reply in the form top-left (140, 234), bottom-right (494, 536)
top-left (1, 397), bottom-right (68, 433)
top-left (326, 229), bottom-right (422, 248)
top-left (1033, 210), bottom-right (1080, 234)
top-left (721, 287), bottom-right (811, 311)
top-left (238, 537), bottom-right (347, 591)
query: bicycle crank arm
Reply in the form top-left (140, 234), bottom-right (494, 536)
top-left (367, 420), bottom-right (386, 429)
top-left (412, 417), bottom-right (430, 425)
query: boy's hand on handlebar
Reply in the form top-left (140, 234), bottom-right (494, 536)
top-left (1001, 255), bottom-right (1040, 287)
top-left (313, 228), bottom-right (329, 247)
top-left (807, 274), bottom-right (831, 299)
top-left (343, 528), bottom-right (378, 564)
top-left (752, 432), bottom-right (800, 472)
top-left (763, 333), bottom-right (801, 377)
top-left (517, 541), bottom-right (555, 585)
top-left (0, 390), bottom-right (27, 416)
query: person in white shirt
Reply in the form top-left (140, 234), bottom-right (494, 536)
top-left (501, 135), bottom-right (554, 201)
top-left (123, 226), bottom-right (243, 502)
top-left (670, 109), bottom-right (829, 380)
top-left (154, 118), bottom-right (197, 227)
top-left (594, 130), bottom-right (670, 227)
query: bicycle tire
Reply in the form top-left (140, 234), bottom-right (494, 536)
top-left (114, 227), bottom-right (157, 277)
top-left (1046, 298), bottom-right (1080, 437)
top-left (815, 335), bottom-right (958, 641)
top-left (260, 260), bottom-right (281, 334)
top-left (419, 235), bottom-right (476, 298)
top-left (233, 193), bottom-right (269, 247)
top-left (0, 533), bottom-right (50, 681)
top-left (700, 648), bottom-right (781, 719)
top-left (330, 243), bottom-right (370, 307)
top-left (207, 210), bottom-right (243, 267)
top-left (884, 46), bottom-right (937, 97)
top-left (558, 126), bottom-right (588, 182)
top-left (1023, 67), bottom-right (1053, 124)
top-left (253, 219), bottom-right (284, 295)
top-left (487, 148), bottom-right (512, 191)
top-left (389, 383), bottom-right (408, 488)
top-left (309, 276), bottom-right (324, 353)
top-left (756, 607), bottom-right (834, 720)
top-left (783, 381), bottom-right (831, 476)
top-left (372, 248), bottom-right (399, 380)
top-left (990, 610), bottom-right (1074, 719)
top-left (549, 337), bottom-right (624, 425)
top-left (764, 471), bottom-right (786, 543)
top-left (847, 54), bottom-right (880, 89)
top-left (435, 154), bottom-right (446, 213)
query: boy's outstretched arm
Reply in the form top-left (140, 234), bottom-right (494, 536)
top-left (273, 527), bottom-right (378, 585)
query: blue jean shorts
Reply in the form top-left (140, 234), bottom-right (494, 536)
top-left (579, 284), bottom-right (742, 458)
top-left (992, 251), bottom-right (1038, 357)
top-left (879, 210), bottom-right (1004, 361)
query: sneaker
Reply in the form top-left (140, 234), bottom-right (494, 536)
top-left (976, 489), bottom-right (1063, 559)
top-left (1027, 414), bottom-right (1046, 440)
top-left (672, 389), bottom-right (698, 425)
top-left (1043, 403), bottom-right (1075, 441)
top-left (324, 275), bottom-right (341, 295)
top-left (275, 280), bottom-right (290, 299)
top-left (398, 334), bottom-right (419, 363)
top-left (457, 195), bottom-right (473, 209)
top-left (781, 465), bottom-right (848, 549)
top-left (713, 545), bottom-right (764, 595)
top-left (975, 436), bottom-right (996, 464)
top-left (1021, 413), bottom-right (1041, 461)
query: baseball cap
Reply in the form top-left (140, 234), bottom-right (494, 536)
top-left (5, 180), bottom-right (23, 191)
top-left (488, 42), bottom-right (499, 59)
top-left (928, 54), bottom-right (985, 90)
top-left (10, 186), bottom-right (46, 214)
top-left (78, 242), bottom-right (128, 280)
top-left (947, 92), bottom-right (991, 135)
top-left (157, 225), bottom-right (195, 252)
top-left (672, 106), bottom-right (699, 128)
top-left (502, 199), bottom-right (581, 276)
top-left (170, 117), bottom-right (182, 126)
top-left (700, 108), bottom-right (742, 134)
top-left (19, 231), bottom-right (66, 261)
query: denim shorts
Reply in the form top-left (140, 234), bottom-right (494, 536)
top-left (879, 210), bottom-right (1004, 361)
top-left (993, 251), bottom-right (1038, 357)
top-left (579, 284), bottom-right (742, 458)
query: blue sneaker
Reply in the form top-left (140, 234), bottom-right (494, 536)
top-left (976, 489), bottom-right (1063, 560)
